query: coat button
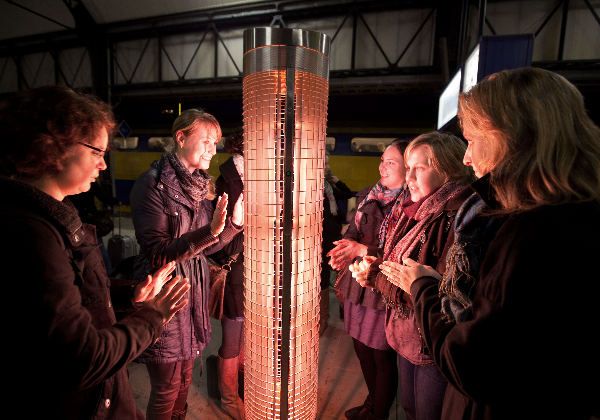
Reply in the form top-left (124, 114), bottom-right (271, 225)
top-left (175, 194), bottom-right (179, 198)
top-left (104, 398), bottom-right (111, 408)
top-left (174, 211), bottom-right (178, 216)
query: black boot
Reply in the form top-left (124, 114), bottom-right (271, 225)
top-left (171, 402), bottom-right (187, 420)
top-left (345, 396), bottom-right (373, 419)
top-left (356, 407), bottom-right (386, 420)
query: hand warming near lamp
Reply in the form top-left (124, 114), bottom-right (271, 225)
top-left (379, 258), bottom-right (441, 295)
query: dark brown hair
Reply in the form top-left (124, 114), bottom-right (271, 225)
top-left (389, 138), bottom-right (410, 155)
top-left (0, 86), bottom-right (115, 179)
top-left (224, 130), bottom-right (244, 155)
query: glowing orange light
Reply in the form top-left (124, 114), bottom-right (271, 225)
top-left (242, 28), bottom-right (330, 420)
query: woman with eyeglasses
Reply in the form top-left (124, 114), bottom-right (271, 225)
top-left (0, 86), bottom-right (190, 420)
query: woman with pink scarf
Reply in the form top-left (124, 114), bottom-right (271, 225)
top-left (351, 131), bottom-right (474, 420)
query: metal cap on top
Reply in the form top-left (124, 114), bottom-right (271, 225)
top-left (243, 27), bottom-right (330, 56)
top-left (243, 27), bottom-right (331, 79)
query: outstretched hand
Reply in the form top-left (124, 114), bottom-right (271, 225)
top-left (211, 193), bottom-right (228, 236)
top-left (379, 257), bottom-right (441, 295)
top-left (232, 193), bottom-right (244, 226)
top-left (327, 239), bottom-right (368, 271)
top-left (145, 276), bottom-right (190, 325)
top-left (133, 261), bottom-right (177, 303)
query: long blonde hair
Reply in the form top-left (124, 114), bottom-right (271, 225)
top-left (459, 67), bottom-right (600, 212)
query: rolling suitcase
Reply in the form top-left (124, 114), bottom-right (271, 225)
top-left (107, 210), bottom-right (137, 271)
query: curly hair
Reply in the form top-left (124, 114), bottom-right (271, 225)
top-left (0, 86), bottom-right (115, 179)
top-left (459, 67), bottom-right (600, 212)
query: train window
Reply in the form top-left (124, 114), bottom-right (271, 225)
top-left (326, 136), bottom-right (335, 152)
top-left (148, 137), bottom-right (171, 151)
top-left (112, 136), bottom-right (139, 150)
top-left (350, 137), bottom-right (395, 153)
top-left (216, 137), bottom-right (226, 152)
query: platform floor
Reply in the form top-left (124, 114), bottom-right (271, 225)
top-left (108, 216), bottom-right (405, 419)
top-left (127, 288), bottom-right (406, 420)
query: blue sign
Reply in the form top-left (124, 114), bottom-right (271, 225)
top-left (118, 120), bottom-right (131, 138)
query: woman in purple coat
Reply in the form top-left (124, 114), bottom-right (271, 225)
top-left (328, 139), bottom-right (409, 420)
top-left (131, 109), bottom-right (243, 419)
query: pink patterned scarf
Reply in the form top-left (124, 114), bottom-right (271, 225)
top-left (383, 181), bottom-right (467, 264)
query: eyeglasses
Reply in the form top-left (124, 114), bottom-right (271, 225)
top-left (78, 142), bottom-right (107, 158)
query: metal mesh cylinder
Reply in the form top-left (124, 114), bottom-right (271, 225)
top-left (242, 27), bottom-right (330, 420)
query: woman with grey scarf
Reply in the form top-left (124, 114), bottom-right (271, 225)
top-left (131, 109), bottom-right (243, 420)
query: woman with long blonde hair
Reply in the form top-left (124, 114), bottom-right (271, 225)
top-left (387, 67), bottom-right (600, 419)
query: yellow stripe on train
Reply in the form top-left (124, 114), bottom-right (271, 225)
top-left (113, 151), bottom-right (381, 194)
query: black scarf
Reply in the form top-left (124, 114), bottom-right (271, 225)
top-left (166, 152), bottom-right (211, 203)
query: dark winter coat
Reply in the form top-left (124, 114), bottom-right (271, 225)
top-left (411, 201), bottom-right (600, 419)
top-left (130, 156), bottom-right (241, 363)
top-left (2, 177), bottom-right (163, 420)
top-left (213, 156), bottom-right (245, 319)
top-left (322, 179), bottom-right (354, 257)
top-left (336, 185), bottom-right (397, 310)
top-left (322, 179), bottom-right (354, 288)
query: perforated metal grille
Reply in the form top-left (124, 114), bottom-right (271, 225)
top-left (244, 45), bottom-right (329, 80)
top-left (243, 67), bottom-right (329, 420)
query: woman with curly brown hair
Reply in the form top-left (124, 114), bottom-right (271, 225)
top-left (0, 86), bottom-right (189, 420)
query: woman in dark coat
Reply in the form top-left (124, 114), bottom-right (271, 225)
top-left (389, 68), bottom-right (600, 419)
top-left (130, 109), bottom-right (243, 419)
top-left (320, 153), bottom-right (354, 334)
top-left (0, 86), bottom-right (189, 420)
top-left (211, 130), bottom-right (246, 419)
top-left (352, 132), bottom-right (474, 420)
top-left (328, 139), bottom-right (409, 420)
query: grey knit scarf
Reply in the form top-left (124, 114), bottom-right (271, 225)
top-left (167, 152), bottom-right (211, 203)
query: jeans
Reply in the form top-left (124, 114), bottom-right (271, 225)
top-left (398, 355), bottom-right (447, 420)
top-left (145, 359), bottom-right (195, 420)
